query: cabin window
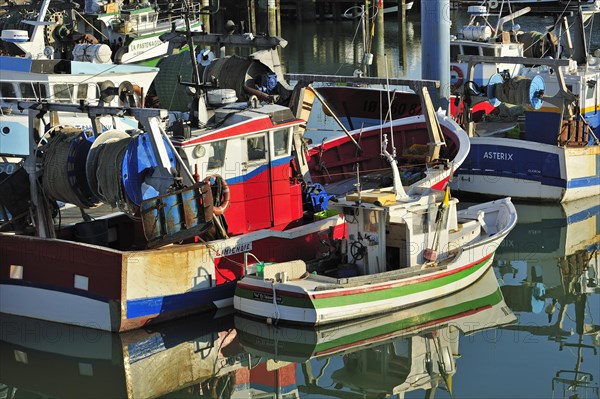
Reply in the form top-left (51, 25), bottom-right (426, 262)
top-left (482, 47), bottom-right (495, 57)
top-left (586, 82), bottom-right (596, 100)
top-left (53, 84), bottom-right (74, 103)
top-left (18, 83), bottom-right (36, 101)
top-left (207, 140), bottom-right (227, 169)
top-left (463, 45), bottom-right (480, 56)
top-left (247, 134), bottom-right (267, 161)
top-left (0, 82), bottom-right (17, 101)
top-left (450, 45), bottom-right (459, 62)
top-left (77, 84), bottom-right (89, 100)
top-left (93, 84), bottom-right (101, 101)
top-left (141, 15), bottom-right (147, 23)
top-left (272, 129), bottom-right (289, 156)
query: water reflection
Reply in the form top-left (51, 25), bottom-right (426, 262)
top-left (281, 10), bottom-right (600, 79)
top-left (0, 268), bottom-right (512, 399)
top-left (235, 268), bottom-right (514, 399)
top-left (494, 197), bottom-right (600, 398)
top-left (1, 197), bottom-right (599, 398)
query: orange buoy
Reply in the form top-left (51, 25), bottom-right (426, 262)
top-left (450, 65), bottom-right (464, 92)
top-left (204, 174), bottom-right (230, 216)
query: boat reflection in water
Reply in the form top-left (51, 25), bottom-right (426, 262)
top-left (0, 268), bottom-right (513, 399)
top-left (235, 268), bottom-right (515, 399)
top-left (495, 196), bottom-right (600, 398)
top-left (0, 309), bottom-right (252, 399)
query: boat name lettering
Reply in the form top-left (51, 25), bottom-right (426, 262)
top-left (483, 151), bottom-right (513, 161)
top-left (129, 38), bottom-right (162, 53)
top-left (217, 242), bottom-right (252, 257)
top-left (252, 291), bottom-right (283, 304)
top-left (362, 100), bottom-right (420, 116)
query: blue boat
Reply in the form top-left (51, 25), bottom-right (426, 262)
top-left (452, 8), bottom-right (600, 202)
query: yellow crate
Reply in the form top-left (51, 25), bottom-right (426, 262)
top-left (346, 191), bottom-right (396, 206)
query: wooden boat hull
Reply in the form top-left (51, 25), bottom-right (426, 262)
top-left (234, 198), bottom-right (516, 325)
top-left (235, 267), bottom-right (515, 362)
top-left (0, 216), bottom-right (345, 332)
top-left (307, 114), bottom-right (470, 191)
top-left (235, 249), bottom-right (496, 325)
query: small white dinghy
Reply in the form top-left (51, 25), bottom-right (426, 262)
top-left (234, 136), bottom-right (517, 326)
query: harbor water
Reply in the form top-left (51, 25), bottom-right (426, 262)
top-left (1, 7), bottom-right (599, 399)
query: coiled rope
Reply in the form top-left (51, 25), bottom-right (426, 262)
top-left (94, 137), bottom-right (132, 210)
top-left (42, 128), bottom-right (95, 209)
top-left (491, 76), bottom-right (535, 106)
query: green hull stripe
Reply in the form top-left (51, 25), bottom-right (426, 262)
top-left (236, 256), bottom-right (492, 310)
top-left (314, 255), bottom-right (492, 309)
top-left (239, 288), bottom-right (504, 358)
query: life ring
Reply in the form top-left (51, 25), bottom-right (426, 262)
top-left (204, 174), bottom-right (230, 216)
top-left (450, 65), bottom-right (464, 92)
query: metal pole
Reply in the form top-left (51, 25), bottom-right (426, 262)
top-left (267, 0), bottom-right (277, 36)
top-left (201, 0), bottom-right (211, 32)
top-left (421, 0), bottom-right (451, 114)
top-left (249, 0), bottom-right (257, 33)
top-left (398, 0), bottom-right (407, 71)
top-left (374, 2), bottom-right (385, 77)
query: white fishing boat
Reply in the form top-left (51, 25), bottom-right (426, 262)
top-left (233, 120), bottom-right (517, 325)
top-left (235, 267), bottom-right (515, 363)
top-left (85, 1), bottom-right (204, 65)
top-left (452, 18), bottom-right (600, 202)
top-left (235, 267), bottom-right (516, 398)
top-left (450, 4), bottom-right (532, 92)
top-left (0, 55), bottom-right (158, 176)
top-left (0, 0), bottom-right (203, 66)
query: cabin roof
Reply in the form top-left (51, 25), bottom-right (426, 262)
top-left (174, 103), bottom-right (302, 147)
top-left (0, 57), bottom-right (159, 77)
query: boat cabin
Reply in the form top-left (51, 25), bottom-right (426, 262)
top-left (335, 189), bottom-right (460, 274)
top-left (451, 38), bottom-right (523, 89)
top-left (110, 7), bottom-right (160, 35)
top-left (173, 103), bottom-right (305, 236)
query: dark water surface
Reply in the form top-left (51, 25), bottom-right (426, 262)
top-left (1, 8), bottom-right (599, 399)
top-left (1, 204), bottom-right (598, 399)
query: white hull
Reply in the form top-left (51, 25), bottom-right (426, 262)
top-left (0, 284), bottom-right (113, 331)
top-left (235, 198), bottom-right (517, 325)
top-left (453, 137), bottom-right (600, 202)
top-left (234, 254), bottom-right (494, 325)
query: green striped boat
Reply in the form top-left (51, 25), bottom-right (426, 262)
top-left (235, 267), bottom-right (516, 363)
top-left (234, 187), bottom-right (517, 325)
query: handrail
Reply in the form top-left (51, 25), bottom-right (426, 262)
top-left (285, 73), bottom-right (440, 90)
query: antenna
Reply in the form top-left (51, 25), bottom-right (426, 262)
top-left (384, 54), bottom-right (396, 159)
top-left (353, 162), bottom-right (361, 204)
